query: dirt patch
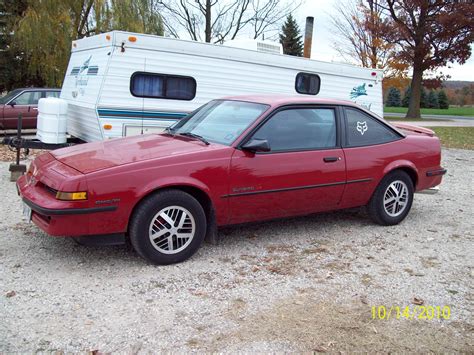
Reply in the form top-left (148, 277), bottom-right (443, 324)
top-left (0, 144), bottom-right (46, 162)
top-left (209, 291), bottom-right (473, 352)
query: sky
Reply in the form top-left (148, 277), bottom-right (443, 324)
top-left (293, 0), bottom-right (474, 81)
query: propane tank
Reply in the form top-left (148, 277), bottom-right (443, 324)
top-left (37, 97), bottom-right (68, 144)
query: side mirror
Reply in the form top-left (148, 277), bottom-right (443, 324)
top-left (241, 138), bottom-right (271, 152)
top-left (9, 101), bottom-right (16, 107)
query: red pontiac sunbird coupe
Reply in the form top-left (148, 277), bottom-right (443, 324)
top-left (17, 96), bottom-right (446, 264)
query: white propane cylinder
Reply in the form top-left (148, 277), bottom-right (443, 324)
top-left (37, 97), bottom-right (68, 144)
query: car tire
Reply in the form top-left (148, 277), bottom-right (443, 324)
top-left (129, 189), bottom-right (207, 265)
top-left (367, 170), bottom-right (414, 226)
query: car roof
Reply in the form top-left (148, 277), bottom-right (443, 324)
top-left (14, 88), bottom-right (60, 92)
top-left (221, 94), bottom-right (362, 108)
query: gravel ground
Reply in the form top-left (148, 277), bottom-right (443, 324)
top-left (1, 148), bottom-right (473, 352)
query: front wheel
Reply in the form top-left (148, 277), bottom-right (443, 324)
top-left (129, 190), bottom-right (207, 265)
top-left (367, 170), bottom-right (414, 226)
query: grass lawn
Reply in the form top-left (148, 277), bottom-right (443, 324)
top-left (385, 106), bottom-right (474, 116)
top-left (432, 127), bottom-right (474, 150)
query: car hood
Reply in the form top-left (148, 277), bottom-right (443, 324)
top-left (51, 134), bottom-right (219, 173)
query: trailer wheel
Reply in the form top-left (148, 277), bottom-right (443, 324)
top-left (129, 190), bottom-right (206, 265)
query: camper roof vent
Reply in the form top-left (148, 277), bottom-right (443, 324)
top-left (224, 39), bottom-right (283, 54)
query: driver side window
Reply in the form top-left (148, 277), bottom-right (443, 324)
top-left (13, 91), bottom-right (41, 105)
top-left (252, 108), bottom-right (337, 152)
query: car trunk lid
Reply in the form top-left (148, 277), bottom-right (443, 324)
top-left (393, 123), bottom-right (435, 137)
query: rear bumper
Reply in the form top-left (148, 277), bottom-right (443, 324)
top-left (426, 169), bottom-right (447, 177)
top-left (416, 185), bottom-right (439, 195)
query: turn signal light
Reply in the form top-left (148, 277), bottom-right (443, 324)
top-left (129, 36), bottom-right (137, 42)
top-left (103, 124), bottom-right (112, 130)
top-left (56, 191), bottom-right (87, 201)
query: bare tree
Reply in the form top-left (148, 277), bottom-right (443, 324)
top-left (330, 0), bottom-right (395, 69)
top-left (158, 0), bottom-right (301, 43)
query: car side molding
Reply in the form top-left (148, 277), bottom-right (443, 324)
top-left (221, 178), bottom-right (373, 198)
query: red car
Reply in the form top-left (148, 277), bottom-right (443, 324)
top-left (0, 88), bottom-right (60, 129)
top-left (17, 96), bottom-right (446, 264)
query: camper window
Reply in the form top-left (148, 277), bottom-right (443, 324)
top-left (131, 72), bottom-right (196, 100)
top-left (295, 73), bottom-right (320, 95)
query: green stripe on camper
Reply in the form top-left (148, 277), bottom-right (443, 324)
top-left (97, 109), bottom-right (188, 120)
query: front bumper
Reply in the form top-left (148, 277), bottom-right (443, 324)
top-left (17, 175), bottom-right (118, 237)
top-left (22, 197), bottom-right (117, 216)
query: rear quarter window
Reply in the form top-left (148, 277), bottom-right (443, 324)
top-left (344, 108), bottom-right (400, 147)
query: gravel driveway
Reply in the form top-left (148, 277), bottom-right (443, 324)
top-left (1, 148), bottom-right (473, 352)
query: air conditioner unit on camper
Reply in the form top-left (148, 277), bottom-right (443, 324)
top-left (224, 39), bottom-right (283, 54)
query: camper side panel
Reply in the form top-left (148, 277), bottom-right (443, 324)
top-left (60, 47), bottom-right (111, 142)
top-left (96, 47), bottom-right (382, 140)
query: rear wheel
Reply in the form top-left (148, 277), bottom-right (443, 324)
top-left (367, 170), bottom-right (414, 225)
top-left (129, 190), bottom-right (206, 265)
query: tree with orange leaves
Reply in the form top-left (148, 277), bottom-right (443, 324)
top-left (331, 0), bottom-right (409, 94)
top-left (384, 0), bottom-right (474, 118)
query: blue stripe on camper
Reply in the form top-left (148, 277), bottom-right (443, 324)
top-left (99, 115), bottom-right (180, 121)
top-left (97, 109), bottom-right (188, 119)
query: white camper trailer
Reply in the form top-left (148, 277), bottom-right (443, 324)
top-left (59, 31), bottom-right (383, 142)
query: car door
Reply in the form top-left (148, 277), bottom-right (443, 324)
top-left (227, 106), bottom-right (346, 225)
top-left (340, 107), bottom-right (404, 209)
top-left (4, 90), bottom-right (41, 129)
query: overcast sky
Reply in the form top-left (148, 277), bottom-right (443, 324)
top-left (293, 0), bottom-right (474, 81)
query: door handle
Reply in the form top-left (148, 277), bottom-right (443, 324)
top-left (323, 157), bottom-right (340, 163)
top-left (33, 107), bottom-right (38, 110)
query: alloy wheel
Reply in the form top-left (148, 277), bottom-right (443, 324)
top-left (383, 180), bottom-right (409, 217)
top-left (148, 206), bottom-right (196, 254)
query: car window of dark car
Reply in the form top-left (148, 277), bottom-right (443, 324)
top-left (0, 89), bottom-right (22, 104)
top-left (14, 91), bottom-right (42, 105)
top-left (45, 91), bottom-right (60, 98)
top-left (252, 108), bottom-right (337, 152)
top-left (344, 108), bottom-right (400, 147)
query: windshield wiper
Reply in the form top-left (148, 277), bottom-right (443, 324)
top-left (178, 132), bottom-right (210, 145)
top-left (164, 126), bottom-right (175, 135)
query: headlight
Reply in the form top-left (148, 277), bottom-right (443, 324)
top-left (56, 191), bottom-right (87, 201)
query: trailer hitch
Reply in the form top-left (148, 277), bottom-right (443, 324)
top-left (1, 136), bottom-right (74, 150)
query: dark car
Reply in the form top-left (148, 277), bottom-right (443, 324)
top-left (0, 88), bottom-right (61, 130)
top-left (17, 96), bottom-right (446, 265)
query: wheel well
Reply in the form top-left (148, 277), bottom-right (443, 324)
top-left (127, 185), bottom-right (214, 234)
top-left (393, 167), bottom-right (418, 188)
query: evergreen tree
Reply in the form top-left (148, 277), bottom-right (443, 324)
top-left (420, 87), bottom-right (427, 108)
top-left (402, 87), bottom-right (411, 107)
top-left (386, 87), bottom-right (401, 107)
top-left (279, 14), bottom-right (303, 57)
top-left (438, 89), bottom-right (449, 109)
top-left (427, 90), bottom-right (439, 108)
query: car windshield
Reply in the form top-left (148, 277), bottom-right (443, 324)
top-left (0, 89), bottom-right (23, 104)
top-left (170, 100), bottom-right (269, 145)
